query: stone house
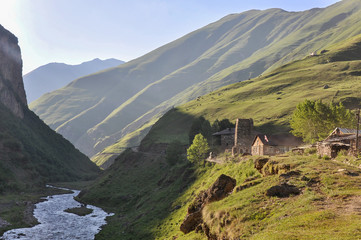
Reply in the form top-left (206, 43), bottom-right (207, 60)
top-left (212, 118), bottom-right (257, 155)
top-left (317, 127), bottom-right (361, 158)
top-left (251, 134), bottom-right (303, 156)
top-left (212, 128), bottom-right (235, 148)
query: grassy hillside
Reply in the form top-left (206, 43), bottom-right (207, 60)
top-left (0, 102), bottom-right (100, 233)
top-left (0, 104), bottom-right (100, 192)
top-left (141, 33), bottom-right (361, 147)
top-left (81, 147), bottom-right (361, 239)
top-left (30, 0), bottom-right (361, 167)
top-left (79, 32), bottom-right (361, 239)
top-left (24, 58), bottom-right (124, 103)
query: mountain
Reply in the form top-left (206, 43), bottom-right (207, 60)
top-left (79, 31), bottom-right (361, 239)
top-left (0, 24), bottom-right (100, 193)
top-left (30, 0), bottom-right (361, 168)
top-left (24, 58), bottom-right (124, 103)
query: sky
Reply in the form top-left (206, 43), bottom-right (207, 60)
top-left (0, 0), bottom-right (341, 74)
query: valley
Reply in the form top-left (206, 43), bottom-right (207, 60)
top-left (2, 0), bottom-right (361, 239)
top-left (30, 0), bottom-right (361, 168)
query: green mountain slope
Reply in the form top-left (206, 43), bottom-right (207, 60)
top-left (31, 0), bottom-right (361, 168)
top-left (80, 32), bottom-right (361, 239)
top-left (23, 58), bottom-right (124, 103)
top-left (142, 33), bottom-right (361, 147)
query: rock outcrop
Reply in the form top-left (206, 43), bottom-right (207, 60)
top-left (180, 174), bottom-right (236, 234)
top-left (0, 24), bottom-right (26, 118)
top-left (266, 183), bottom-right (301, 198)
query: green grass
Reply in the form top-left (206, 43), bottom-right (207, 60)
top-left (142, 34), bottom-right (361, 147)
top-left (82, 148), bottom-right (361, 239)
top-left (0, 102), bottom-right (100, 193)
top-left (0, 187), bottom-right (71, 235)
top-left (30, 0), bottom-right (361, 162)
top-left (82, 31), bottom-right (361, 239)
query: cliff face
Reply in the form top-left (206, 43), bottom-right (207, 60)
top-left (0, 24), bottom-right (27, 118)
top-left (0, 25), bottom-right (100, 191)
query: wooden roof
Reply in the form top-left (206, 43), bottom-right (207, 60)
top-left (252, 134), bottom-right (303, 147)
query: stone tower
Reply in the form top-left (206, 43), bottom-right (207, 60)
top-left (232, 118), bottom-right (254, 155)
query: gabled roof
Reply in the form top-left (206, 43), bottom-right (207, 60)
top-left (212, 128), bottom-right (235, 136)
top-left (252, 134), bottom-right (303, 147)
top-left (332, 127), bottom-right (361, 135)
top-left (325, 127), bottom-right (361, 141)
top-left (325, 134), bottom-right (356, 142)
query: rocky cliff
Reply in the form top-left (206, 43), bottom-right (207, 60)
top-left (0, 25), bottom-right (99, 191)
top-left (0, 24), bottom-right (27, 118)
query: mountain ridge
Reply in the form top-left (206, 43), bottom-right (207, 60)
top-left (79, 28), bottom-right (361, 240)
top-left (24, 58), bottom-right (124, 103)
top-left (30, 0), bottom-right (361, 167)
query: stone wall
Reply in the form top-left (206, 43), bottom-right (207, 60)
top-left (233, 118), bottom-right (254, 154)
top-left (221, 135), bottom-right (234, 148)
top-left (0, 24), bottom-right (26, 118)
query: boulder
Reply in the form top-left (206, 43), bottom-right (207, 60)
top-left (206, 174), bottom-right (236, 203)
top-left (180, 211), bottom-right (202, 234)
top-left (254, 157), bottom-right (269, 173)
top-left (266, 183), bottom-right (301, 198)
top-left (262, 161), bottom-right (290, 176)
top-left (279, 170), bottom-right (301, 179)
top-left (180, 174), bottom-right (236, 234)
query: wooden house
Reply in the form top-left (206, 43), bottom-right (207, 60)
top-left (251, 134), bottom-right (303, 156)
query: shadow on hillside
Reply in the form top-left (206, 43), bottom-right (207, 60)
top-left (254, 121), bottom-right (291, 135)
top-left (88, 150), bottom-right (197, 240)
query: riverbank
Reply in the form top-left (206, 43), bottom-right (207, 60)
top-left (0, 186), bottom-right (73, 235)
top-left (1, 186), bottom-right (113, 240)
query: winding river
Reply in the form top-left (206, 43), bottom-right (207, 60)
top-left (1, 187), bottom-right (113, 240)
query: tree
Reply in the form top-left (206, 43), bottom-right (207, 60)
top-left (211, 118), bottom-right (235, 133)
top-left (187, 133), bottom-right (210, 164)
top-left (165, 140), bottom-right (184, 166)
top-left (188, 117), bottom-right (212, 144)
top-left (290, 99), bottom-right (356, 143)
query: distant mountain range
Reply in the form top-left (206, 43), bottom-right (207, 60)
top-left (24, 58), bottom-right (124, 103)
top-left (29, 0), bottom-right (361, 167)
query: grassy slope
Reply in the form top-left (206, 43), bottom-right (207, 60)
top-left (141, 33), bottom-right (361, 147)
top-left (31, 0), bottom-right (361, 164)
top-left (90, 0), bottom-right (361, 166)
top-left (24, 58), bottom-right (124, 103)
top-left (0, 104), bottom-right (100, 190)
top-left (80, 33), bottom-right (361, 239)
top-left (82, 150), bottom-right (361, 239)
top-left (0, 103), bottom-right (100, 234)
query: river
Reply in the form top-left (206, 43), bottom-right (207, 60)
top-left (1, 187), bottom-right (113, 240)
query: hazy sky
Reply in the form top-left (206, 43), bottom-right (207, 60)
top-left (0, 0), bottom-right (340, 74)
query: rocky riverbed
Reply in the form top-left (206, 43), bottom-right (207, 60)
top-left (1, 187), bottom-right (113, 240)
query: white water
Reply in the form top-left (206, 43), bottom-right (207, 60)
top-left (1, 187), bottom-right (113, 240)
